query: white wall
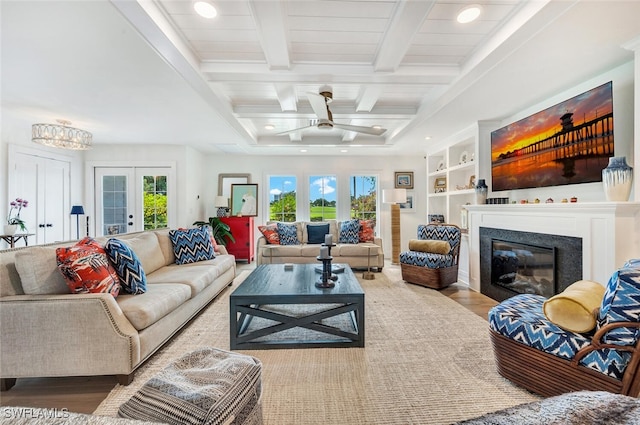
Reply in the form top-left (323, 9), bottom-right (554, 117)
top-left (204, 154), bottom-right (426, 260)
top-left (480, 61), bottom-right (636, 203)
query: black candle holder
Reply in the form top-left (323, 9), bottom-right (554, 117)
top-left (316, 255), bottom-right (335, 288)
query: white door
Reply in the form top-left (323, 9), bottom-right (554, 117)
top-left (9, 153), bottom-right (70, 244)
top-left (94, 167), bottom-right (171, 236)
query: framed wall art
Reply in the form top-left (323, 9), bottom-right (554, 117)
top-left (399, 191), bottom-right (415, 211)
top-left (394, 171), bottom-right (414, 189)
top-left (218, 173), bottom-right (250, 198)
top-left (230, 184), bottom-right (258, 217)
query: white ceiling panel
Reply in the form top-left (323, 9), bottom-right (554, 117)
top-left (3, 0), bottom-right (638, 155)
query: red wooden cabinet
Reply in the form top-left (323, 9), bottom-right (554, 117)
top-left (220, 216), bottom-right (255, 262)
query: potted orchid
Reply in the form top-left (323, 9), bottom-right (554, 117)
top-left (6, 197), bottom-right (28, 234)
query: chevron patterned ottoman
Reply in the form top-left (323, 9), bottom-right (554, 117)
top-left (118, 347), bottom-right (262, 425)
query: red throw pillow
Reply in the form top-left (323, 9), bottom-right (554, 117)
top-left (359, 219), bottom-right (375, 243)
top-left (258, 224), bottom-right (280, 245)
top-left (56, 237), bottom-right (121, 297)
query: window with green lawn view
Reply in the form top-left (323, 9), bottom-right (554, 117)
top-left (350, 175), bottom-right (377, 222)
top-left (309, 175), bottom-right (336, 221)
top-left (269, 176), bottom-right (297, 222)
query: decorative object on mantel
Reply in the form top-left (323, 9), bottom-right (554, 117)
top-left (32, 119), bottom-right (92, 150)
top-left (571, 196), bottom-right (578, 203)
top-left (214, 196), bottom-right (229, 217)
top-left (546, 198), bottom-right (554, 203)
top-left (602, 156), bottom-right (633, 201)
top-left (70, 205), bottom-right (85, 240)
top-left (475, 179), bottom-right (488, 204)
top-left (6, 197), bottom-right (28, 233)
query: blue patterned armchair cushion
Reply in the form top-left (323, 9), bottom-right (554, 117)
top-left (598, 266), bottom-right (640, 346)
top-left (339, 219), bottom-right (360, 244)
top-left (105, 238), bottom-right (147, 294)
top-left (399, 251), bottom-right (454, 268)
top-left (277, 222), bottom-right (300, 245)
top-left (417, 224), bottom-right (460, 255)
top-left (169, 228), bottom-right (215, 265)
top-left (489, 293), bottom-right (633, 380)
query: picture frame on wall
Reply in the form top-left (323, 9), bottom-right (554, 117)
top-left (394, 171), bottom-right (414, 189)
top-left (230, 183), bottom-right (258, 217)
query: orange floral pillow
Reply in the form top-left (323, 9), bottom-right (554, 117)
top-left (258, 224), bottom-right (280, 245)
top-left (56, 237), bottom-right (121, 297)
top-left (359, 220), bottom-right (375, 242)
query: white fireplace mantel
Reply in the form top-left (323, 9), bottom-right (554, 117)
top-left (465, 202), bottom-right (640, 291)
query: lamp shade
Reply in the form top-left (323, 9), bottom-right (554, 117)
top-left (214, 196), bottom-right (228, 208)
top-left (382, 189), bottom-right (407, 204)
top-left (70, 205), bottom-right (85, 215)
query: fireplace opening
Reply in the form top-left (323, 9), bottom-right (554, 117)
top-left (491, 239), bottom-right (556, 298)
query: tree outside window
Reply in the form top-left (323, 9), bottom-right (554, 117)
top-left (309, 175), bottom-right (336, 221)
top-left (143, 175), bottom-right (167, 229)
top-left (269, 176), bottom-right (297, 222)
top-left (350, 175), bottom-right (377, 222)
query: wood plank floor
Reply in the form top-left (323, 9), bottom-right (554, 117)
top-left (0, 264), bottom-right (498, 415)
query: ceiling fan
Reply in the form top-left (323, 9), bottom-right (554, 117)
top-left (277, 88), bottom-right (387, 136)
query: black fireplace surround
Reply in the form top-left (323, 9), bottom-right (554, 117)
top-left (479, 227), bottom-right (583, 302)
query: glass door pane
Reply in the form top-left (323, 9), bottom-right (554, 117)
top-left (95, 168), bottom-right (135, 236)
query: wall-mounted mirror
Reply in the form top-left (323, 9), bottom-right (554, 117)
top-left (218, 173), bottom-right (250, 199)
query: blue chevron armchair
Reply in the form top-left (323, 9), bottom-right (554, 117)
top-left (488, 260), bottom-right (640, 397)
top-left (399, 224), bottom-right (461, 289)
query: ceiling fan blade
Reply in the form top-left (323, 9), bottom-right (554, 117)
top-left (276, 124), bottom-right (315, 135)
top-left (332, 123), bottom-right (387, 136)
top-left (306, 92), bottom-right (330, 120)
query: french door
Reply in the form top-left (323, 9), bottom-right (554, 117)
top-left (94, 167), bottom-right (171, 236)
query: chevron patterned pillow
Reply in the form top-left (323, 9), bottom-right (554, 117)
top-left (105, 238), bottom-right (147, 294)
top-left (339, 219), bottom-right (360, 244)
top-left (169, 228), bottom-right (216, 265)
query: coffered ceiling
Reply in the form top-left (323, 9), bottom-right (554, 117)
top-left (2, 1), bottom-right (639, 155)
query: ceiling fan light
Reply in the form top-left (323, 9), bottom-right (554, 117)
top-left (457, 4), bottom-right (481, 24)
top-left (194, 1), bottom-right (217, 19)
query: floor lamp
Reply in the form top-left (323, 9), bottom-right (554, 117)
top-left (70, 205), bottom-right (85, 240)
top-left (382, 189), bottom-right (406, 264)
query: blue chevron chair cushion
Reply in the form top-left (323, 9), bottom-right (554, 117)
top-left (105, 238), bottom-right (147, 294)
top-left (598, 266), bottom-right (640, 346)
top-left (417, 224), bottom-right (460, 255)
top-left (399, 251), bottom-right (453, 268)
top-left (339, 219), bottom-right (360, 244)
top-left (489, 274), bottom-right (638, 381)
top-left (169, 228), bottom-right (216, 265)
top-left (276, 222), bottom-right (300, 245)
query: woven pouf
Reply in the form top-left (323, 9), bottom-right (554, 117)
top-left (118, 347), bottom-right (262, 425)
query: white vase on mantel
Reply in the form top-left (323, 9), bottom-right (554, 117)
top-left (602, 156), bottom-right (633, 202)
top-left (3, 224), bottom-right (18, 235)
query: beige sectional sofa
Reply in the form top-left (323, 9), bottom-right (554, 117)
top-left (0, 229), bottom-right (235, 391)
top-left (256, 220), bottom-right (384, 270)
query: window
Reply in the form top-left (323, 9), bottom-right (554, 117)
top-left (143, 175), bottom-right (168, 229)
top-left (350, 175), bottom-right (377, 222)
top-left (309, 175), bottom-right (336, 221)
top-left (269, 176), bottom-right (297, 222)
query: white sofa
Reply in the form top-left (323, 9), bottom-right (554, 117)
top-left (0, 229), bottom-right (235, 390)
top-left (256, 220), bottom-right (384, 270)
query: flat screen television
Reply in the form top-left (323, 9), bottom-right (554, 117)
top-left (491, 81), bottom-right (614, 192)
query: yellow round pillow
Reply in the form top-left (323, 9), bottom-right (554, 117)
top-left (408, 239), bottom-right (451, 255)
top-left (542, 280), bottom-right (605, 333)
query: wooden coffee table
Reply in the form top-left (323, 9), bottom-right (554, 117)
top-left (230, 264), bottom-right (365, 349)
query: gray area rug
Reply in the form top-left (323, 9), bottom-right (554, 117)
top-left (455, 390), bottom-right (640, 424)
top-left (94, 267), bottom-right (540, 424)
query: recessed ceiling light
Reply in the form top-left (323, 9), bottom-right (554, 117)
top-left (424, 136), bottom-right (432, 140)
top-left (457, 4), bottom-right (481, 24)
top-left (372, 125), bottom-right (382, 130)
top-left (340, 149), bottom-right (348, 153)
top-left (264, 124), bottom-right (275, 130)
top-left (300, 149), bottom-right (308, 153)
top-left (194, 1), bottom-right (217, 19)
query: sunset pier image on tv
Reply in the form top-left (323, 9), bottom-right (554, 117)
top-left (491, 81), bottom-right (614, 191)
